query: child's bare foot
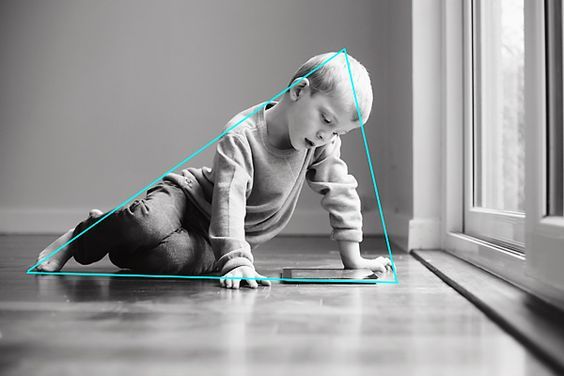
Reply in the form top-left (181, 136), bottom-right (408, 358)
top-left (88, 209), bottom-right (104, 218)
top-left (35, 227), bottom-right (76, 272)
top-left (35, 209), bottom-right (104, 272)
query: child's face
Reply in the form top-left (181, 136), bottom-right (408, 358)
top-left (286, 84), bottom-right (360, 151)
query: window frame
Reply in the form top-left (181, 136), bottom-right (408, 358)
top-left (463, 0), bottom-right (526, 251)
top-left (441, 0), bottom-right (564, 309)
top-left (546, 0), bottom-right (564, 216)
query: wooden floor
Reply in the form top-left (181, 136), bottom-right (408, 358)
top-left (0, 235), bottom-right (557, 376)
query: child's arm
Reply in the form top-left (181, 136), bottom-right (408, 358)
top-left (337, 240), bottom-right (392, 276)
top-left (306, 136), bottom-right (363, 243)
top-left (208, 133), bottom-right (270, 289)
top-left (307, 137), bottom-right (392, 276)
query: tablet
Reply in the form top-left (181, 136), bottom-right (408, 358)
top-left (280, 268), bottom-right (378, 283)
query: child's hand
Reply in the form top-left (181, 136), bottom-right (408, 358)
top-left (365, 256), bottom-right (393, 276)
top-left (219, 266), bottom-right (272, 289)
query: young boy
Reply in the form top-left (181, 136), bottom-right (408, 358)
top-left (36, 52), bottom-right (392, 289)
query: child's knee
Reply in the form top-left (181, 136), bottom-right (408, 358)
top-left (108, 250), bottom-right (132, 269)
top-left (128, 228), bottom-right (203, 274)
top-left (71, 216), bottom-right (104, 265)
top-left (120, 198), bottom-right (181, 246)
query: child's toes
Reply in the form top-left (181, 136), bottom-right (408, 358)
top-left (36, 260), bottom-right (59, 272)
top-left (89, 209), bottom-right (104, 218)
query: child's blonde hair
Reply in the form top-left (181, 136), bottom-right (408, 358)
top-left (288, 52), bottom-right (373, 124)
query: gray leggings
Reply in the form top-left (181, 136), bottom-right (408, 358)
top-left (70, 181), bottom-right (216, 275)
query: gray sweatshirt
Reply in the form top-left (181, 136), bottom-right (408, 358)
top-left (163, 102), bottom-right (362, 274)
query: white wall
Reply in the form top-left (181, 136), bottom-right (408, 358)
top-left (383, 0), bottom-right (413, 251)
top-left (408, 0), bottom-right (443, 250)
top-left (0, 0), bottom-right (413, 249)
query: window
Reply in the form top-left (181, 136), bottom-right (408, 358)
top-left (465, 0), bottom-right (526, 251)
top-left (441, 0), bottom-right (564, 304)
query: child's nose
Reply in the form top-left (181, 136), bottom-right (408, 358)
top-left (316, 130), bottom-right (329, 140)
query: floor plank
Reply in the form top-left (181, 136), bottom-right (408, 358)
top-left (0, 234), bottom-right (556, 376)
top-left (412, 249), bottom-right (564, 373)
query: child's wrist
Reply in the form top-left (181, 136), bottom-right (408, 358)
top-left (337, 240), bottom-right (365, 269)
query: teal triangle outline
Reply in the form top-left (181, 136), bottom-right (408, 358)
top-left (26, 48), bottom-right (399, 284)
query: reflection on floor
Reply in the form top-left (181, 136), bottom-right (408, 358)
top-left (0, 235), bottom-right (556, 375)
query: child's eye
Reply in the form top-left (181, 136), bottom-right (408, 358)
top-left (321, 114), bottom-right (332, 124)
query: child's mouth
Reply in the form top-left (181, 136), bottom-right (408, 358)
top-left (305, 138), bottom-right (315, 148)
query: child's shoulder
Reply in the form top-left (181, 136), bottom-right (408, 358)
top-left (222, 102), bottom-right (265, 138)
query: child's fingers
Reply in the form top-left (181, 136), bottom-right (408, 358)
top-left (247, 279), bottom-right (258, 289)
top-left (232, 278), bottom-right (241, 289)
top-left (372, 262), bottom-right (386, 275)
top-left (376, 257), bottom-right (393, 271)
top-left (220, 269), bottom-right (271, 289)
top-left (256, 274), bottom-right (271, 286)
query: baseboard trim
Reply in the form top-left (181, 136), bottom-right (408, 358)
top-left (408, 217), bottom-right (441, 251)
top-left (0, 208), bottom-right (90, 234)
top-left (0, 207), bottom-right (411, 251)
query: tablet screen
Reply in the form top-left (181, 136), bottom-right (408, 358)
top-left (281, 268), bottom-right (377, 281)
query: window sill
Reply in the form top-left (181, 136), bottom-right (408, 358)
top-left (444, 232), bottom-right (564, 311)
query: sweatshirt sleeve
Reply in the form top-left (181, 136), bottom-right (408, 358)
top-left (209, 133), bottom-right (255, 275)
top-left (306, 136), bottom-right (363, 243)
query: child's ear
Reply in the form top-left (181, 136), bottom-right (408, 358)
top-left (289, 77), bottom-right (310, 101)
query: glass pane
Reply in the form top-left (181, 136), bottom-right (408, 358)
top-left (474, 0), bottom-right (525, 212)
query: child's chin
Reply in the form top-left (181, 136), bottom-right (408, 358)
top-left (288, 140), bottom-right (302, 151)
